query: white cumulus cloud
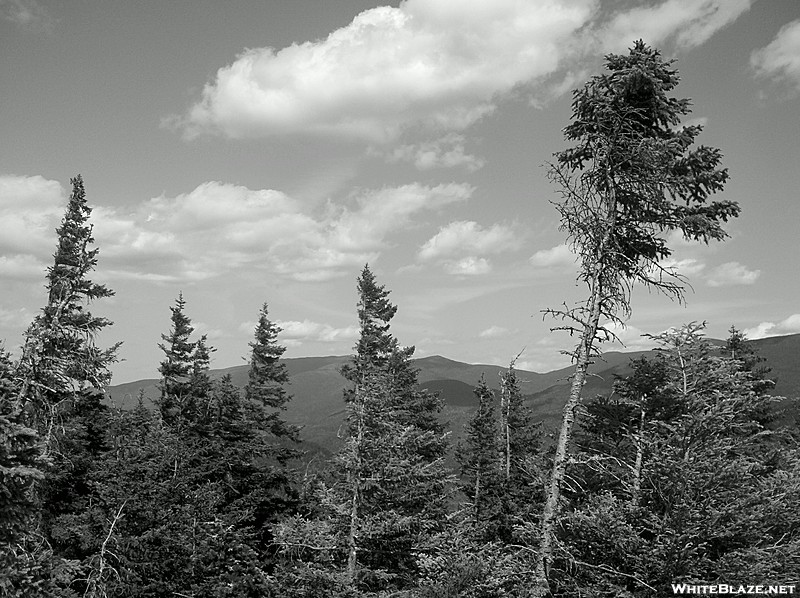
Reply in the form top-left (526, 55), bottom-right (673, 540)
top-left (4, 175), bottom-right (473, 284)
top-left (173, 0), bottom-right (751, 143)
top-left (174, 0), bottom-right (596, 141)
top-left (751, 19), bottom-right (800, 95)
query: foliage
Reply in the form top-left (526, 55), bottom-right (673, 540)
top-left (537, 41), bottom-right (740, 594)
top-left (456, 376), bottom-right (504, 539)
top-left (16, 175), bottom-right (118, 444)
top-left (279, 265), bottom-right (451, 595)
top-left (550, 324), bottom-right (799, 596)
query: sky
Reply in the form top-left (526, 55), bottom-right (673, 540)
top-left (1, 0), bottom-right (799, 384)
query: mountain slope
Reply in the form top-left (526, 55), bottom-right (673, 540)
top-left (106, 334), bottom-right (800, 452)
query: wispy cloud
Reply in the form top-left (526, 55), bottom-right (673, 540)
top-left (751, 19), bottom-right (800, 96)
top-left (383, 134), bottom-right (485, 171)
top-left (599, 0), bottom-right (752, 53)
top-left (529, 244), bottom-right (576, 269)
top-left (707, 261), bottom-right (761, 287)
top-left (276, 319), bottom-right (359, 346)
top-left (418, 220), bottom-right (521, 276)
top-left (744, 314), bottom-right (800, 340)
top-left (419, 220), bottom-right (520, 261)
top-left (479, 325), bottom-right (511, 339)
top-left (443, 256), bottom-right (491, 276)
top-left (1, 0), bottom-right (55, 33)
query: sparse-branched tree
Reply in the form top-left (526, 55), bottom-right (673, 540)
top-left (536, 42), bottom-right (740, 594)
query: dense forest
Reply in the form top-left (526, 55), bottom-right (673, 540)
top-left (2, 43), bottom-right (798, 597)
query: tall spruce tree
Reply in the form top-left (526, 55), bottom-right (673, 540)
top-left (8, 175), bottom-right (117, 595)
top-left (341, 265), bottom-right (450, 592)
top-left (536, 42), bottom-right (740, 595)
top-left (457, 376), bottom-right (503, 538)
top-left (274, 265), bottom-right (449, 594)
top-left (157, 293), bottom-right (196, 426)
top-left (245, 303), bottom-right (298, 442)
top-left (17, 175), bottom-right (117, 448)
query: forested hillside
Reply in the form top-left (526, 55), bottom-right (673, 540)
top-left (3, 43), bottom-right (799, 597)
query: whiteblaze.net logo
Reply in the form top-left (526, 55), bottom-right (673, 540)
top-left (672, 584), bottom-right (796, 595)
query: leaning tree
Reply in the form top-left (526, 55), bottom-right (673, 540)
top-left (534, 41), bottom-right (740, 596)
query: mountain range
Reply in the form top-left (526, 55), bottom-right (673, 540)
top-left (107, 333), bottom-right (800, 455)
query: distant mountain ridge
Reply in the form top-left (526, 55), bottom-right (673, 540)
top-left (107, 333), bottom-right (800, 452)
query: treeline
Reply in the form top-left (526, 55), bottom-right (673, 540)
top-left (3, 42), bottom-right (800, 597)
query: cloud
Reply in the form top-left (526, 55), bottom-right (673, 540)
top-left (707, 261), bottom-right (761, 287)
top-left (0, 254), bottom-right (48, 281)
top-left (599, 0), bottom-right (752, 53)
top-left (3, 175), bottom-right (473, 284)
top-left (384, 134), bottom-right (485, 171)
top-left (172, 0), bottom-right (751, 142)
top-left (1, 0), bottom-right (55, 33)
top-left (443, 257), bottom-right (491, 276)
top-left (744, 314), bottom-right (800, 340)
top-left (479, 325), bottom-right (510, 339)
top-left (529, 244), bottom-right (576, 268)
top-left (418, 220), bottom-right (521, 277)
top-left (276, 320), bottom-right (359, 345)
top-left (174, 0), bottom-right (597, 141)
top-left (100, 181), bottom-right (472, 283)
top-left (418, 220), bottom-right (520, 262)
top-left (659, 257), bottom-right (706, 277)
top-left (599, 321), bottom-right (657, 351)
top-left (751, 19), bottom-right (800, 95)
top-left (0, 175), bottom-right (64, 283)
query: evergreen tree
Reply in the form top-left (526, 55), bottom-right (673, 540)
top-left (0, 345), bottom-right (45, 547)
top-left (498, 362), bottom-right (543, 536)
top-left (157, 293), bottom-right (196, 426)
top-left (537, 42), bottom-right (739, 594)
top-left (277, 265), bottom-right (450, 595)
top-left (341, 265), bottom-right (450, 592)
top-left (551, 324), bottom-right (798, 596)
top-left (16, 174), bottom-right (117, 449)
top-left (457, 376), bottom-right (503, 538)
top-left (60, 302), bottom-right (301, 597)
top-left (4, 176), bottom-right (117, 596)
top-left (721, 325), bottom-right (773, 396)
top-left (245, 303), bottom-right (298, 441)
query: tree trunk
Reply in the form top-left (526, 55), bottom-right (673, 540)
top-left (632, 402), bottom-right (646, 503)
top-left (346, 384), bottom-right (363, 588)
top-left (532, 265), bottom-right (604, 597)
top-left (500, 373), bottom-right (511, 481)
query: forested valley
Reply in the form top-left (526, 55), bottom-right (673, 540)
top-left (2, 43), bottom-right (799, 597)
